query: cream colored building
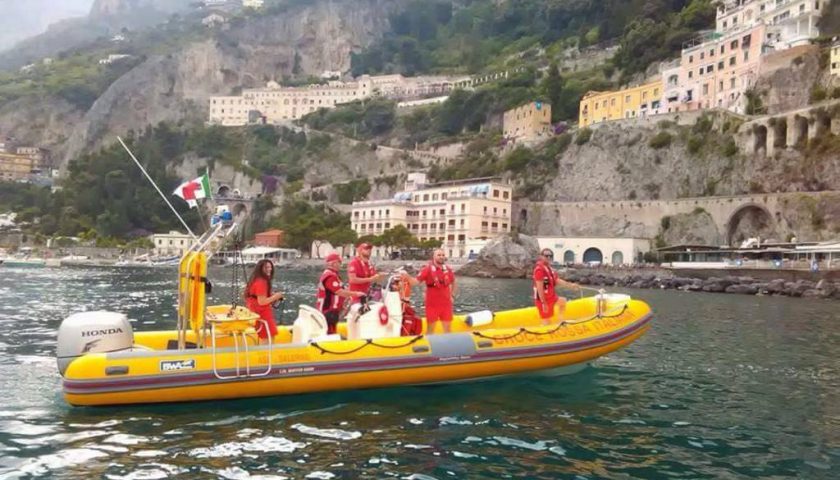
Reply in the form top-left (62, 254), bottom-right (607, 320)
top-left (536, 237), bottom-right (651, 266)
top-left (503, 101), bottom-right (552, 140)
top-left (243, 0), bottom-right (264, 8)
top-left (208, 74), bottom-right (470, 126)
top-left (151, 231), bottom-right (194, 257)
top-left (350, 173), bottom-right (513, 259)
top-left (832, 40), bottom-right (840, 77)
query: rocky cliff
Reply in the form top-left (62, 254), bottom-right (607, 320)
top-left (60, 0), bottom-right (404, 165)
top-left (0, 0), bottom-right (405, 166)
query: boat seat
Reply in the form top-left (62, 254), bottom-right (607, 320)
top-left (292, 305), bottom-right (329, 344)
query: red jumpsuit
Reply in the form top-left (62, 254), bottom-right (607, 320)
top-left (347, 257), bottom-right (377, 303)
top-left (316, 268), bottom-right (345, 334)
top-left (417, 262), bottom-right (455, 323)
top-left (533, 262), bottom-right (559, 319)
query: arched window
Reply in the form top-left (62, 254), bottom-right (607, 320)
top-left (611, 251), bottom-right (624, 265)
top-left (563, 250), bottom-right (575, 264)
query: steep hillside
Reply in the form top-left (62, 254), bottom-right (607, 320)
top-left (0, 0), bottom-right (407, 165)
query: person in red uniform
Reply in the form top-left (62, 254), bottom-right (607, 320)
top-left (316, 252), bottom-right (364, 334)
top-left (533, 248), bottom-right (580, 325)
top-left (403, 249), bottom-right (457, 334)
top-left (347, 242), bottom-right (384, 302)
top-left (245, 259), bottom-right (284, 342)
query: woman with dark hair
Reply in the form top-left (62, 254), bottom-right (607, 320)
top-left (245, 259), bottom-right (284, 342)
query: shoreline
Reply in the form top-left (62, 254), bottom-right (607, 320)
top-left (563, 267), bottom-right (840, 300)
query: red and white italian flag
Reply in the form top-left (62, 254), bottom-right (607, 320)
top-left (173, 172), bottom-right (211, 208)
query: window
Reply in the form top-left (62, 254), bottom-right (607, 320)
top-left (706, 65), bottom-right (713, 73)
top-left (493, 189), bottom-right (499, 198)
top-left (729, 56), bottom-right (736, 66)
top-left (689, 55), bottom-right (694, 63)
top-left (432, 194), bottom-right (438, 201)
top-left (483, 206), bottom-right (487, 213)
top-left (709, 48), bottom-right (715, 57)
top-left (702, 83), bottom-right (709, 95)
top-left (730, 40), bottom-right (738, 50)
top-left (502, 223), bottom-right (508, 229)
top-left (730, 78), bottom-right (736, 89)
top-left (743, 50), bottom-right (749, 62)
top-left (611, 98), bottom-right (616, 106)
top-left (719, 80), bottom-right (724, 91)
top-left (503, 191), bottom-right (509, 199)
top-left (688, 71), bottom-right (693, 79)
top-left (700, 52), bottom-right (705, 60)
top-left (423, 194), bottom-right (429, 201)
top-left (718, 61), bottom-right (724, 70)
top-left (384, 223), bottom-right (390, 229)
top-left (625, 95), bottom-right (631, 103)
top-left (720, 45), bottom-right (725, 54)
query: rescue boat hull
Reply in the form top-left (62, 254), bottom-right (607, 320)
top-left (62, 299), bottom-right (652, 406)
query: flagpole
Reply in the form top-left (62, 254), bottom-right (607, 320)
top-left (117, 136), bottom-right (197, 240)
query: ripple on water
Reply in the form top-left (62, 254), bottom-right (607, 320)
top-left (189, 436), bottom-right (307, 458)
top-left (291, 423), bottom-right (362, 440)
top-left (14, 447), bottom-right (109, 476)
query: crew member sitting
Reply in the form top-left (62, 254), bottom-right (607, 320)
top-left (316, 252), bottom-right (364, 334)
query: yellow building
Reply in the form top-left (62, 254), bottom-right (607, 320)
top-left (503, 101), bottom-right (552, 140)
top-left (351, 173), bottom-right (513, 259)
top-left (578, 80), bottom-right (663, 127)
top-left (0, 153), bottom-right (38, 181)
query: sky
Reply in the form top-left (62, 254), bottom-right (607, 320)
top-left (0, 0), bottom-right (94, 51)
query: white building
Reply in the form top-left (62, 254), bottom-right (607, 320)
top-left (716, 0), bottom-right (827, 49)
top-left (98, 54), bottom-right (132, 65)
top-left (151, 231), bottom-right (194, 257)
top-left (536, 237), bottom-right (652, 266)
top-left (351, 173), bottom-right (513, 260)
top-left (243, 0), bottom-right (264, 8)
top-left (202, 13), bottom-right (227, 27)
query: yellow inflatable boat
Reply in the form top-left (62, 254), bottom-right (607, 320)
top-left (56, 227), bottom-right (652, 407)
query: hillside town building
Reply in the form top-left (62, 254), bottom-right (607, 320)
top-left (209, 73), bottom-right (469, 126)
top-left (579, 81), bottom-right (662, 127)
top-left (503, 101), bottom-right (553, 140)
top-left (0, 142), bottom-right (51, 182)
top-left (151, 231), bottom-right (194, 257)
top-left (350, 173), bottom-right (513, 259)
top-left (579, 0), bottom-right (829, 123)
top-left (832, 39), bottom-right (840, 77)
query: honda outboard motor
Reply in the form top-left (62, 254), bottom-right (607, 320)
top-left (57, 311), bottom-right (134, 376)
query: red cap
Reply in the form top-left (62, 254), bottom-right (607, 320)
top-left (325, 252), bottom-right (342, 263)
top-left (357, 242), bottom-right (373, 250)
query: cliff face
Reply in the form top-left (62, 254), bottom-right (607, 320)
top-left (0, 0), bottom-right (404, 166)
top-left (59, 0), bottom-right (403, 164)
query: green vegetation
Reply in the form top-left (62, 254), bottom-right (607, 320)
top-left (648, 131), bottom-right (672, 149)
top-left (302, 98), bottom-right (397, 139)
top-left (335, 179), bottom-right (372, 204)
top-left (0, 121), bottom-right (352, 240)
top-left (351, 0), bottom-right (715, 82)
top-left (268, 199), bottom-right (356, 252)
top-left (0, 124), bottom-right (202, 240)
top-left (575, 128), bottom-right (592, 145)
top-left (0, 53), bottom-right (143, 109)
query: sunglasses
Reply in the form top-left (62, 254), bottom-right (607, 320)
top-left (541, 252), bottom-right (553, 257)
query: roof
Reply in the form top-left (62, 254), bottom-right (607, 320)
top-left (256, 229), bottom-right (283, 236)
top-left (241, 246), bottom-right (282, 255)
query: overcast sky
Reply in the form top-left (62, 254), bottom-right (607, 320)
top-left (0, 0), bottom-right (94, 51)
